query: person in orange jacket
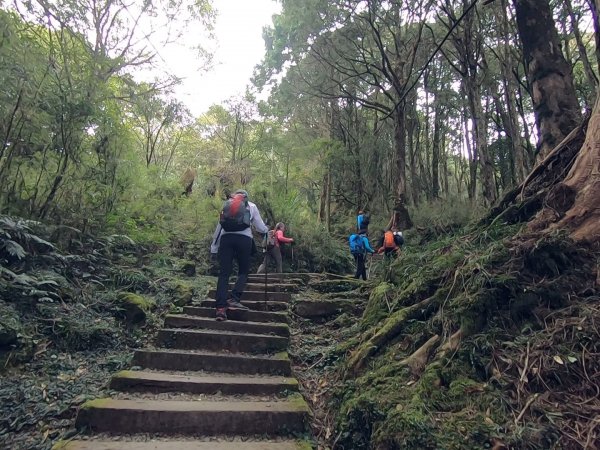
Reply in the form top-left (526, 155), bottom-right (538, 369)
top-left (377, 227), bottom-right (404, 258)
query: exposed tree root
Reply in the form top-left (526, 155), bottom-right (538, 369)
top-left (484, 114), bottom-right (589, 226)
top-left (435, 328), bottom-right (464, 360)
top-left (346, 295), bottom-right (438, 374)
top-left (397, 334), bottom-right (440, 376)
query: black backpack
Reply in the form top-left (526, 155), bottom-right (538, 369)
top-left (220, 193), bottom-right (251, 231)
top-left (362, 213), bottom-right (370, 227)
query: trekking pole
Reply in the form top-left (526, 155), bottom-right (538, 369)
top-left (264, 233), bottom-right (268, 307)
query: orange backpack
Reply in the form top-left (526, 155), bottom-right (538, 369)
top-left (383, 231), bottom-right (396, 249)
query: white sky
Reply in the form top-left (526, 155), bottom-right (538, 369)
top-left (155, 0), bottom-right (281, 117)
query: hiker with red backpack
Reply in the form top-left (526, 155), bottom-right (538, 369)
top-left (210, 189), bottom-right (269, 321)
top-left (257, 222), bottom-right (294, 274)
top-left (349, 229), bottom-right (375, 280)
top-left (377, 227), bottom-right (404, 258)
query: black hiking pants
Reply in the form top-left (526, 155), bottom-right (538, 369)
top-left (216, 233), bottom-right (253, 308)
top-left (354, 253), bottom-right (367, 280)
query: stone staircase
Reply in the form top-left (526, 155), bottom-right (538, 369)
top-left (54, 274), bottom-right (313, 450)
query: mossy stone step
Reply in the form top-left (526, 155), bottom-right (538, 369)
top-left (207, 289), bottom-right (292, 302)
top-left (200, 299), bottom-right (288, 312)
top-left (75, 398), bottom-right (309, 435)
top-left (157, 328), bottom-right (289, 353)
top-left (245, 276), bottom-right (306, 286)
top-left (132, 349), bottom-right (291, 376)
top-left (110, 370), bottom-right (299, 395)
top-left (164, 314), bottom-right (290, 337)
top-left (230, 282), bottom-right (300, 292)
top-left (53, 440), bottom-right (313, 449)
top-left (182, 306), bottom-right (289, 324)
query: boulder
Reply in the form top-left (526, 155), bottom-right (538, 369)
top-left (180, 261), bottom-right (196, 277)
top-left (172, 281), bottom-right (194, 306)
top-left (116, 292), bottom-right (156, 324)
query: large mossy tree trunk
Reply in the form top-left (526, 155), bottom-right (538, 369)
top-left (488, 0), bottom-right (599, 244)
top-left (531, 91), bottom-right (600, 243)
top-left (513, 0), bottom-right (581, 160)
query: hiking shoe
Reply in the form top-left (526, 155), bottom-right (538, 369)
top-left (226, 299), bottom-right (249, 310)
top-left (216, 308), bottom-right (227, 321)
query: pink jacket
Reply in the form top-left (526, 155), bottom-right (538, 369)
top-left (275, 229), bottom-right (293, 247)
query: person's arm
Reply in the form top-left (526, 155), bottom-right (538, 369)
top-left (276, 229), bottom-right (294, 244)
top-left (210, 223), bottom-right (222, 254)
top-left (363, 237), bottom-right (375, 253)
top-left (249, 203), bottom-right (269, 234)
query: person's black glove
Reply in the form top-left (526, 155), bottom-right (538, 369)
top-left (210, 253), bottom-right (218, 262)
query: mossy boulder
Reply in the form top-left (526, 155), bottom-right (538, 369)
top-left (171, 281), bottom-right (195, 306)
top-left (115, 292), bottom-right (156, 324)
top-left (0, 302), bottom-right (20, 348)
top-left (179, 260), bottom-right (196, 277)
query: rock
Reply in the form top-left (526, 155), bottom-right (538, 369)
top-left (171, 281), bottom-right (194, 306)
top-left (180, 261), bottom-right (196, 277)
top-left (0, 302), bottom-right (21, 348)
top-left (294, 299), bottom-right (355, 319)
top-left (116, 292), bottom-right (156, 324)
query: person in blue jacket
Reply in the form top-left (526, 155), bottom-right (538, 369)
top-left (349, 229), bottom-right (375, 280)
top-left (357, 210), bottom-right (370, 232)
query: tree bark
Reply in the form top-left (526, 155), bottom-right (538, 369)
top-left (513, 0), bottom-right (582, 160)
top-left (533, 95), bottom-right (600, 243)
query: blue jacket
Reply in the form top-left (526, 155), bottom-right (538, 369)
top-left (357, 214), bottom-right (365, 230)
top-left (349, 234), bottom-right (375, 254)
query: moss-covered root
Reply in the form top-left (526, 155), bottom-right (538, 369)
top-left (347, 295), bottom-right (438, 374)
top-left (398, 334), bottom-right (440, 376)
top-left (436, 328), bottom-right (464, 360)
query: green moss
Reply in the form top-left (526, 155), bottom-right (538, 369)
top-left (361, 282), bottom-right (394, 326)
top-left (274, 351), bottom-right (289, 360)
top-left (171, 281), bottom-right (194, 306)
top-left (288, 393), bottom-right (310, 410)
top-left (81, 398), bottom-right (114, 409)
top-left (117, 292), bottom-right (155, 311)
top-left (294, 440), bottom-right (315, 450)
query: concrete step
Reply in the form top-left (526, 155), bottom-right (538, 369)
top-left (200, 299), bottom-right (288, 312)
top-left (132, 349), bottom-right (291, 376)
top-left (245, 276), bottom-right (305, 286)
top-left (207, 289), bottom-right (291, 302)
top-left (75, 398), bottom-right (309, 435)
top-left (157, 328), bottom-right (289, 353)
top-left (243, 273), bottom-right (317, 283)
top-left (110, 370), bottom-right (298, 395)
top-left (53, 440), bottom-right (313, 450)
top-left (164, 314), bottom-right (290, 337)
top-left (230, 282), bottom-right (300, 293)
top-left (183, 306), bottom-right (288, 324)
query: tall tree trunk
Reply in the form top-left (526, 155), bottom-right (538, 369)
top-left (499, 0), bottom-right (527, 183)
top-left (548, 97), bottom-right (600, 242)
top-left (391, 106), bottom-right (412, 229)
top-left (565, 0), bottom-right (599, 90)
top-left (513, 0), bottom-right (582, 159)
top-left (431, 96), bottom-right (443, 199)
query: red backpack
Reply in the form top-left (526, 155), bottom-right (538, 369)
top-left (220, 193), bottom-right (251, 231)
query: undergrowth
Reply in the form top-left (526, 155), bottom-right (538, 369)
top-left (322, 221), bottom-right (598, 449)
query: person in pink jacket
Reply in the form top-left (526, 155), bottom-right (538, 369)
top-left (257, 222), bottom-right (294, 273)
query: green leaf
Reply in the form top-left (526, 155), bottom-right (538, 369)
top-left (2, 239), bottom-right (26, 259)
